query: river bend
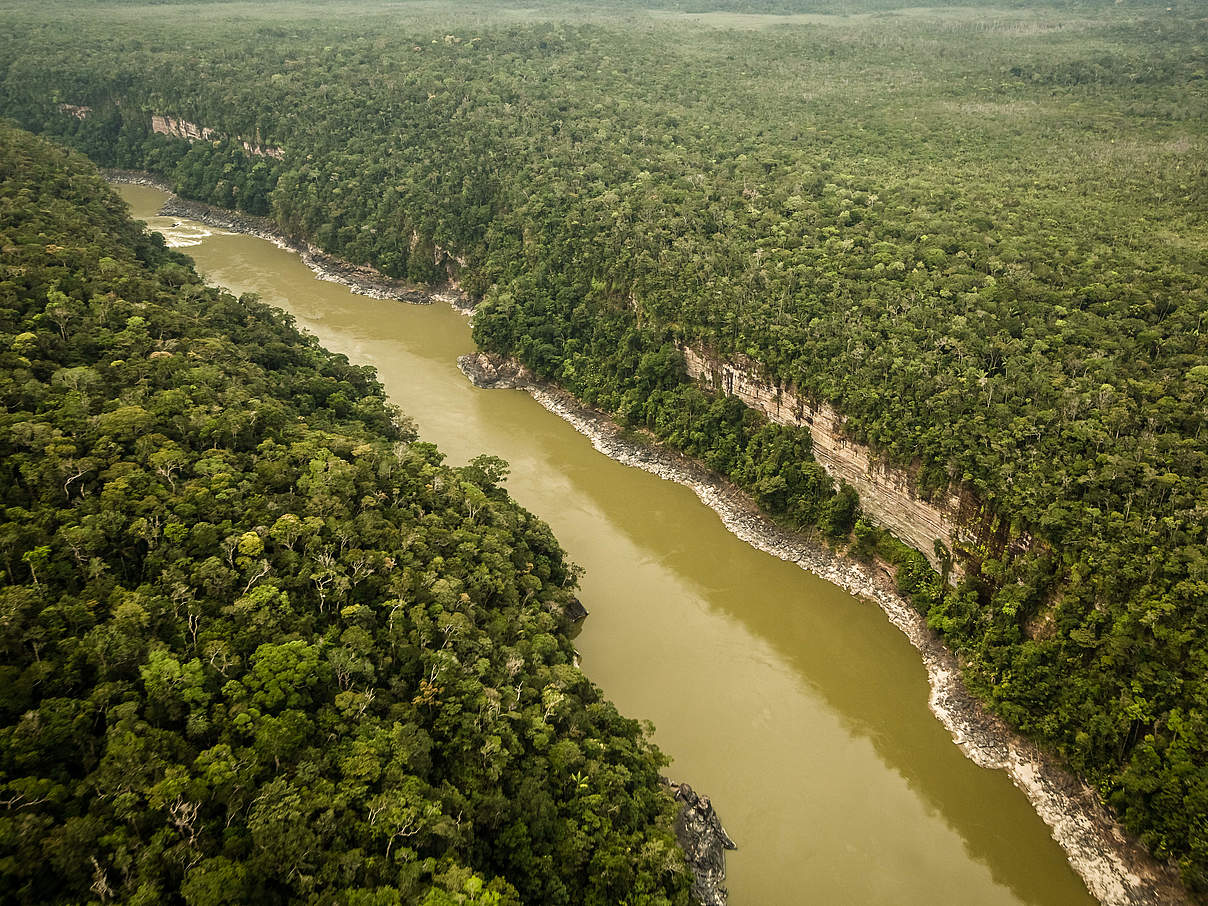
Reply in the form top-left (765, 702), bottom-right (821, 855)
top-left (118, 183), bottom-right (1095, 906)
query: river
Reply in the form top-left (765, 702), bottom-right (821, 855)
top-left (118, 183), bottom-right (1097, 906)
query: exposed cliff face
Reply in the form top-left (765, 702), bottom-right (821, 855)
top-left (150, 114), bottom-right (216, 142)
top-left (682, 347), bottom-right (1028, 574)
top-left (459, 353), bottom-right (1185, 906)
top-left (150, 114), bottom-right (284, 160)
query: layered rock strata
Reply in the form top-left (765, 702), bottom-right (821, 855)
top-left (151, 113), bottom-right (284, 159)
top-left (681, 347), bottom-right (1030, 573)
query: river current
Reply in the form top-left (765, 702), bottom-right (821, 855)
top-left (118, 183), bottom-right (1096, 906)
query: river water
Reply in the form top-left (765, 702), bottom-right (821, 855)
top-left (118, 183), bottom-right (1096, 906)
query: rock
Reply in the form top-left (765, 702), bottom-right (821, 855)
top-left (440, 289), bottom-right (478, 315)
top-left (457, 352), bottom-right (532, 390)
top-left (147, 193), bottom-right (464, 306)
top-left (563, 597), bottom-right (589, 622)
top-left (664, 779), bottom-right (735, 906)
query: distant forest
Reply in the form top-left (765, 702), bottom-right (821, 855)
top-left (2, 0), bottom-right (1207, 893)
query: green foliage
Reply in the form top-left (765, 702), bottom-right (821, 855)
top-left (0, 125), bottom-right (689, 906)
top-left (2, 0), bottom-right (1207, 889)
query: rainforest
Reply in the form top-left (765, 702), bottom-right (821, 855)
top-left (1, 0), bottom-right (1206, 902)
top-left (0, 121), bottom-right (708, 905)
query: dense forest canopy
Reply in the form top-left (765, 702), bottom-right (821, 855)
top-left (0, 123), bottom-right (693, 905)
top-left (1, 0), bottom-right (1207, 894)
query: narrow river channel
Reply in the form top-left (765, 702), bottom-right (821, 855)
top-left (118, 183), bottom-right (1096, 906)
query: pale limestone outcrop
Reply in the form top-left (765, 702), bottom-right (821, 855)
top-left (681, 346), bottom-right (1028, 572)
top-left (150, 114), bottom-right (284, 160)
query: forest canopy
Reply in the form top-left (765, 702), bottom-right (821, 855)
top-left (1, 0), bottom-right (1206, 893)
top-left (0, 123), bottom-right (692, 906)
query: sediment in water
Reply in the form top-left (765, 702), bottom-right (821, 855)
top-left (109, 175), bottom-right (1189, 906)
top-left (106, 171), bottom-right (466, 308)
top-left (459, 353), bottom-right (1189, 906)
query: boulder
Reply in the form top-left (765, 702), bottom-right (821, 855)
top-left (665, 779), bottom-right (736, 906)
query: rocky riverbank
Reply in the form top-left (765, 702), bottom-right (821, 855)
top-left (665, 780), bottom-right (737, 906)
top-left (105, 168), bottom-right (176, 192)
top-left (105, 172), bottom-right (466, 307)
top-left (458, 352), bottom-right (533, 389)
top-left (108, 174), bottom-right (1188, 906)
top-left (460, 353), bottom-right (1189, 906)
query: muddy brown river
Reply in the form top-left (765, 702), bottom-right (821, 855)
top-left (119, 183), bottom-right (1096, 906)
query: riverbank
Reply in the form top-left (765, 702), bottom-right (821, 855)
top-left (109, 174), bottom-right (1189, 906)
top-left (105, 171), bottom-right (470, 310)
top-left (111, 177), bottom-right (734, 906)
top-left (458, 354), bottom-right (1189, 906)
top-left (665, 779), bottom-right (738, 906)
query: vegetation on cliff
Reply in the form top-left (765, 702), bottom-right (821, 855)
top-left (2, 0), bottom-right (1206, 890)
top-left (0, 123), bottom-right (691, 906)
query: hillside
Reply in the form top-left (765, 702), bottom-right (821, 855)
top-left (2, 0), bottom-right (1205, 891)
top-left (0, 123), bottom-right (691, 906)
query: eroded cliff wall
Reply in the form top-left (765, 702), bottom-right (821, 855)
top-left (682, 347), bottom-right (1025, 573)
top-left (150, 114), bottom-right (284, 160)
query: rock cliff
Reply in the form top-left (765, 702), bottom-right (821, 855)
top-left (150, 114), bottom-right (284, 160)
top-left (681, 347), bottom-right (1028, 574)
